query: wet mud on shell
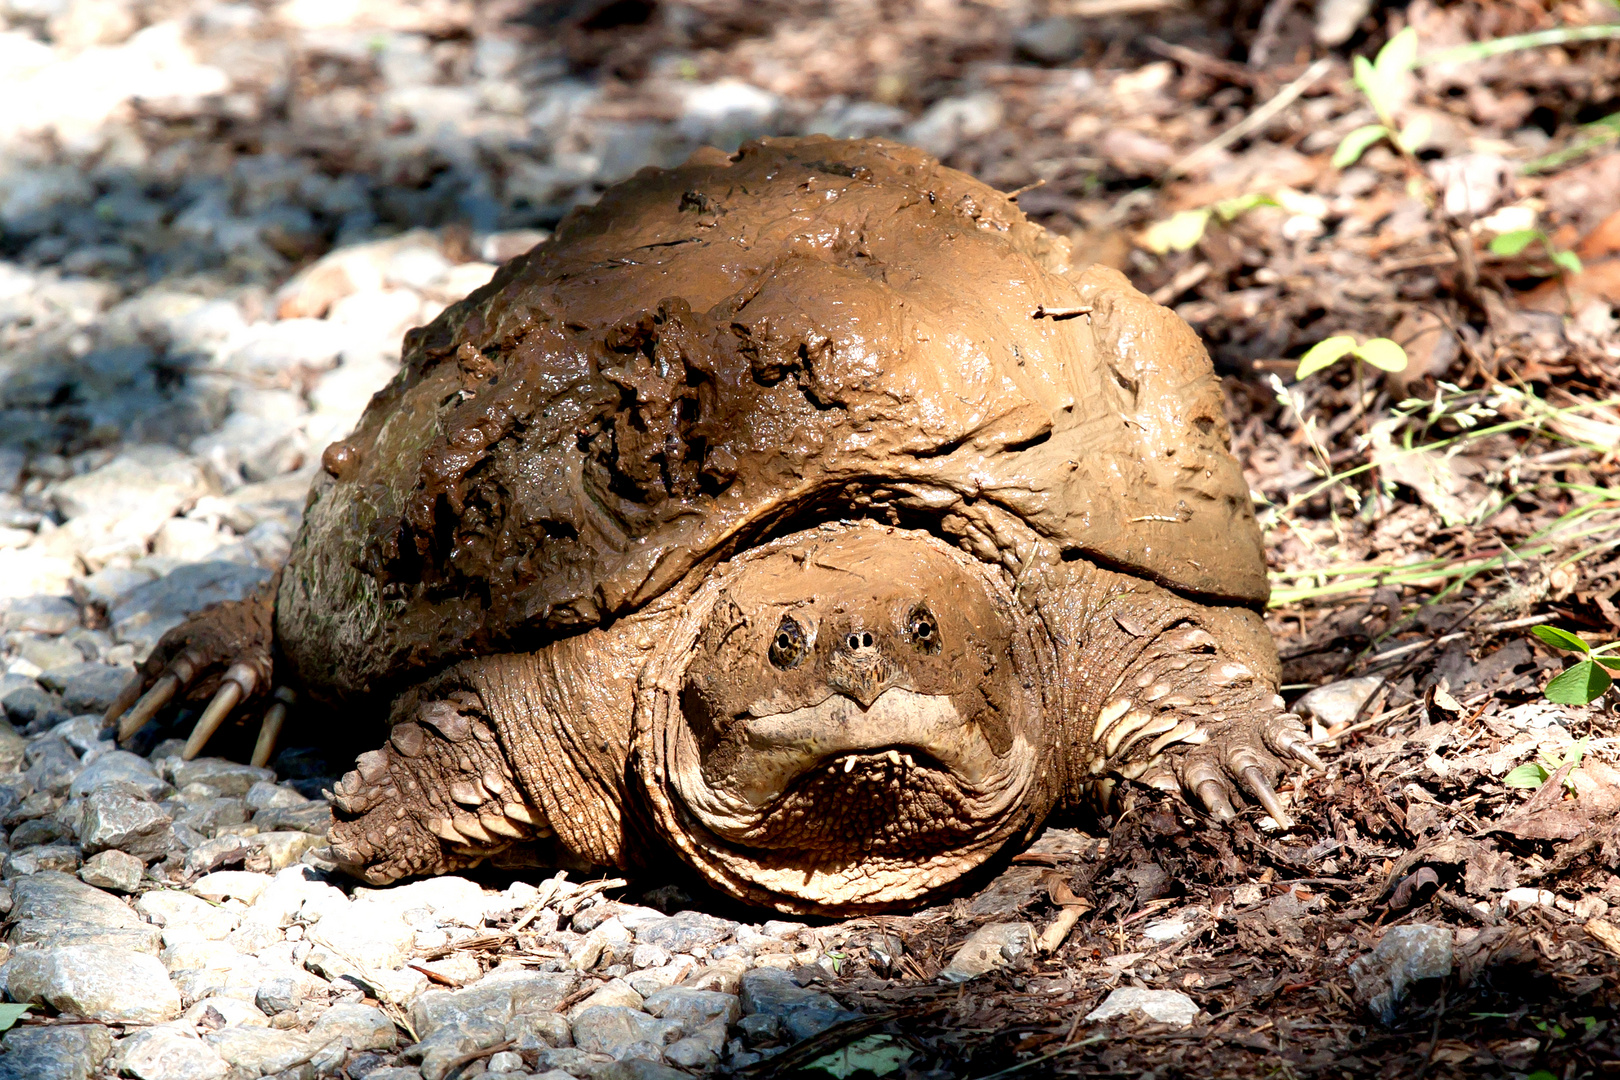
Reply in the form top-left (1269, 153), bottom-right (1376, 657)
top-left (273, 135), bottom-right (1265, 705)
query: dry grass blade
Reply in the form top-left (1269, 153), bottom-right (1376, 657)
top-left (1165, 58), bottom-right (1332, 178)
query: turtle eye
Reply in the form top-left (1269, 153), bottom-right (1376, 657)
top-left (768, 615), bottom-right (809, 670)
top-left (907, 604), bottom-right (941, 655)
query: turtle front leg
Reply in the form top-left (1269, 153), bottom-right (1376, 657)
top-left (104, 575), bottom-right (294, 767)
top-left (1067, 592), bottom-right (1323, 827)
top-left (328, 686), bottom-right (549, 884)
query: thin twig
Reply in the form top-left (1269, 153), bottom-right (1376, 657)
top-left (1062, 0), bottom-right (1184, 15)
top-left (1365, 613), bottom-right (1557, 665)
top-left (1165, 58), bottom-right (1332, 178)
top-left (1004, 178), bottom-right (1046, 201)
top-left (1142, 37), bottom-right (1266, 88)
top-left (1419, 25), bottom-right (1620, 68)
top-left (441, 1039), bottom-right (513, 1080)
top-left (1343, 597), bottom-right (1489, 731)
top-left (1248, 0), bottom-right (1296, 69)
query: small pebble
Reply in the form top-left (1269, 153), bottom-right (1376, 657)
top-left (1348, 924), bottom-right (1453, 1024)
top-left (1085, 987), bottom-right (1201, 1028)
top-left (77, 848), bottom-right (144, 892)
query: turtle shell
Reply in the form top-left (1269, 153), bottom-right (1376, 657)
top-left (276, 136), bottom-right (1265, 703)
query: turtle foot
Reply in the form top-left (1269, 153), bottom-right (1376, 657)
top-left (1092, 623), bottom-right (1323, 828)
top-left (328, 690), bottom-right (549, 884)
top-left (104, 582), bottom-right (288, 765)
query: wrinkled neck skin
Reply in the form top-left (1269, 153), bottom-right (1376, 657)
top-left (632, 522), bottom-right (1062, 915)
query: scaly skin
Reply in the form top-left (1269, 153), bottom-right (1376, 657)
top-left (110, 523), bottom-right (1319, 914)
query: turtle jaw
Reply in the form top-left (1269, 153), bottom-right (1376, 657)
top-left (654, 704), bottom-right (1040, 913)
top-left (719, 687), bottom-right (1001, 809)
top-left (661, 683), bottom-right (1043, 905)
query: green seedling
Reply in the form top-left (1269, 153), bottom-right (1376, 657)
top-left (1334, 28), bottom-right (1430, 168)
top-left (1140, 192), bottom-right (1279, 255)
top-left (1530, 625), bottom-right (1620, 704)
top-left (1294, 335), bottom-right (1409, 381)
top-left (1503, 735), bottom-right (1588, 790)
top-left (1339, 23), bottom-right (1620, 170)
top-left (1488, 228), bottom-right (1583, 277)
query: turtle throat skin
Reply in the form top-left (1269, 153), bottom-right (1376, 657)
top-left (648, 524), bottom-right (1052, 912)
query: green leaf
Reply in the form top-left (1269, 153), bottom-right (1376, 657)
top-left (0, 1004), bottom-right (29, 1033)
top-left (1504, 762), bottom-right (1550, 788)
top-left (1595, 656), bottom-right (1620, 672)
top-left (1140, 208), bottom-right (1211, 255)
top-left (805, 1035), bottom-right (914, 1079)
top-left (1295, 335), bottom-right (1359, 380)
top-left (1531, 625), bottom-right (1591, 654)
top-left (1552, 248), bottom-right (1584, 275)
top-left (1566, 736), bottom-right (1590, 767)
top-left (1545, 660), bottom-right (1614, 705)
top-left (1334, 124), bottom-right (1391, 168)
top-left (1351, 338), bottom-right (1409, 373)
top-left (1213, 192), bottom-right (1279, 221)
top-left (1489, 229), bottom-right (1539, 256)
top-left (1351, 54), bottom-right (1377, 98)
top-left (1356, 29), bottom-right (1418, 121)
top-left (1396, 113), bottom-right (1433, 154)
top-left (1376, 27), bottom-right (1421, 81)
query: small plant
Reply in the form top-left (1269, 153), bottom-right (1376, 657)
top-left (1503, 735), bottom-right (1588, 790)
top-left (1140, 192), bottom-right (1278, 255)
top-left (1334, 28), bottom-right (1429, 168)
top-left (1530, 625), bottom-right (1620, 704)
top-left (1488, 227), bottom-right (1583, 277)
top-left (1392, 381), bottom-right (1501, 431)
top-left (1294, 334), bottom-right (1410, 381)
top-left (0, 1004), bottom-right (28, 1033)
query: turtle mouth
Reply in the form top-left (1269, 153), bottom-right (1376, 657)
top-left (716, 688), bottom-right (998, 809)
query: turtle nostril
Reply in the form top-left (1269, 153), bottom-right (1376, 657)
top-left (845, 631), bottom-right (875, 651)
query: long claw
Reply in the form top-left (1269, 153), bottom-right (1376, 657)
top-left (182, 663), bottom-right (258, 760)
top-left (1285, 739), bottom-right (1326, 772)
top-left (251, 687), bottom-right (294, 769)
top-left (117, 674), bottom-right (180, 742)
top-left (1241, 766), bottom-right (1293, 828)
top-left (104, 675), bottom-right (144, 731)
top-left (1267, 723), bottom-right (1327, 771)
top-left (1195, 778), bottom-right (1237, 821)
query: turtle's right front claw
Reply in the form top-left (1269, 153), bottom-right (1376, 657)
top-left (1239, 766), bottom-right (1292, 828)
top-left (108, 648), bottom-right (206, 741)
top-left (100, 584), bottom-right (279, 762)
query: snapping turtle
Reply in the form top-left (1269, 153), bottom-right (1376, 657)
top-left (106, 136), bottom-right (1321, 914)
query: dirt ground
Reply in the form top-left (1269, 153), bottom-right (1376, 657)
top-left (522, 1), bottom-right (1620, 1076)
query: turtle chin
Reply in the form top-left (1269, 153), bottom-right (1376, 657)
top-left (681, 686), bottom-right (1037, 853)
top-left (660, 689), bottom-right (1042, 913)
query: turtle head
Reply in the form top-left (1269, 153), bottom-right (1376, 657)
top-left (636, 523), bottom-right (1054, 914)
